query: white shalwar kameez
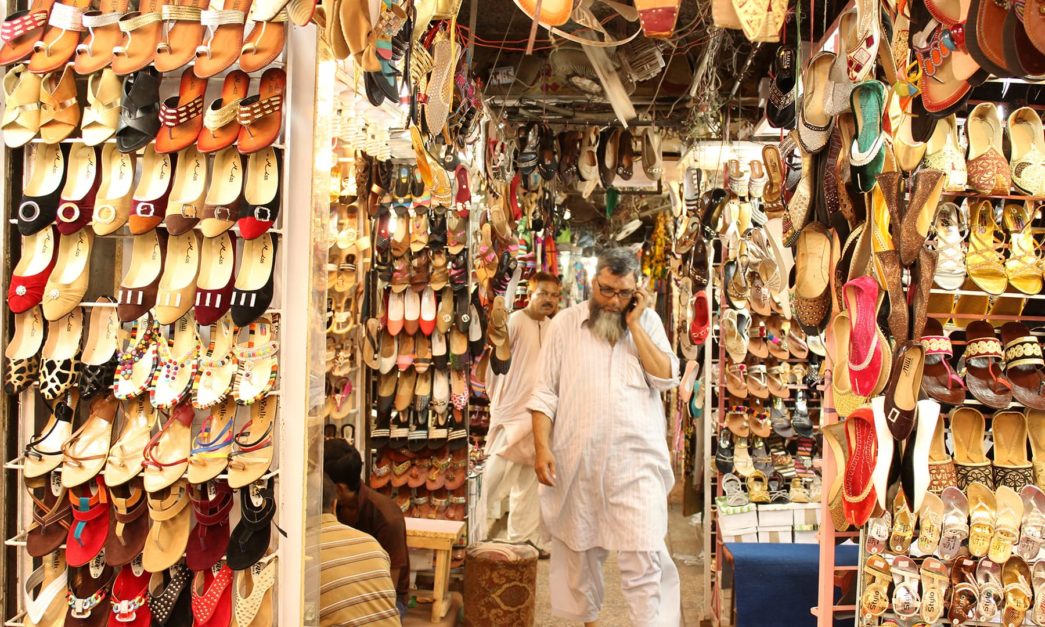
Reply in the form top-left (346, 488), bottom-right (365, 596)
top-left (528, 301), bottom-right (682, 626)
top-left (483, 310), bottom-right (548, 547)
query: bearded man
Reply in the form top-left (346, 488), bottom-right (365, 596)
top-left (529, 247), bottom-right (681, 627)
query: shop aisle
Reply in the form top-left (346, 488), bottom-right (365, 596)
top-left (531, 492), bottom-right (706, 626)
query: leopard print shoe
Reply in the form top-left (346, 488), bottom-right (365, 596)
top-left (4, 306), bottom-right (45, 394)
top-left (38, 307), bottom-right (84, 401)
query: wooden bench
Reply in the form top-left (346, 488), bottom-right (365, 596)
top-left (405, 518), bottom-right (466, 623)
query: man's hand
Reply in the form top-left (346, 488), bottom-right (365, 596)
top-left (534, 445), bottom-right (557, 487)
top-left (624, 287), bottom-right (649, 328)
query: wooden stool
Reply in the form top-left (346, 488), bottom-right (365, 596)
top-left (405, 518), bottom-right (466, 623)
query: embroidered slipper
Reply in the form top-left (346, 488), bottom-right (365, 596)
top-left (71, 0), bottom-right (128, 74)
top-left (993, 410), bottom-right (1035, 491)
top-left (111, 0), bottom-right (167, 75)
top-left (200, 147), bottom-right (244, 237)
top-left (193, 315), bottom-right (236, 409)
top-left (1, 65), bottom-right (42, 147)
top-left (61, 393), bottom-right (118, 489)
top-left (142, 479), bottom-right (192, 572)
top-left (39, 228), bottom-right (92, 322)
top-left (103, 480), bottom-right (149, 564)
top-left (952, 406), bottom-right (994, 490)
top-left (22, 552), bottom-right (68, 626)
top-left (193, 0), bottom-right (252, 77)
top-left (0, 0), bottom-right (56, 66)
top-left (38, 307), bottom-right (84, 401)
top-left (65, 478), bottom-right (110, 567)
top-left (25, 472), bottom-right (71, 555)
top-left (966, 103), bottom-right (1012, 196)
top-left (27, 0), bottom-right (89, 74)
top-left (238, 9), bottom-right (286, 73)
top-left (8, 228), bottom-right (58, 317)
top-left (238, 146), bottom-right (282, 239)
top-left (232, 318), bottom-right (278, 404)
top-left (185, 479), bottom-right (233, 571)
top-left (233, 555), bottom-right (276, 627)
top-left (143, 402), bottom-right (195, 493)
top-left (963, 321), bottom-right (1013, 409)
top-left (998, 323), bottom-right (1045, 411)
top-left (103, 395), bottom-right (156, 487)
top-left (227, 394), bottom-right (275, 488)
top-left (843, 406), bottom-right (878, 528)
top-left (230, 233), bottom-right (276, 328)
top-left (107, 560), bottom-right (151, 626)
top-left (227, 479), bottom-right (276, 570)
top-left (797, 52), bottom-right (836, 154)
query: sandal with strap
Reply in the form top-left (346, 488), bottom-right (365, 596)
top-left (1000, 322), bottom-right (1045, 411)
top-left (227, 478), bottom-right (279, 570)
top-left (1033, 562), bottom-right (1045, 626)
top-left (968, 481), bottom-right (997, 558)
top-left (232, 318), bottom-right (278, 404)
top-left (39, 65), bottom-right (80, 144)
top-left (98, 397), bottom-right (149, 491)
top-left (198, 70), bottom-right (249, 153)
top-left (1, 65), bottom-right (42, 147)
top-left (116, 67), bottom-right (162, 154)
top-left (226, 394), bottom-right (275, 489)
top-left (108, 564), bottom-right (151, 625)
top-left (142, 402), bottom-right (195, 493)
top-left (156, 68), bottom-right (208, 154)
top-left (918, 491), bottom-right (945, 554)
top-left (143, 479), bottom-right (192, 572)
top-left (193, 0), bottom-right (251, 78)
top-left (187, 397), bottom-right (235, 484)
top-left (27, 0), bottom-right (89, 74)
top-left (990, 485), bottom-right (1024, 564)
top-left (23, 554), bottom-right (68, 626)
top-left (61, 393), bottom-right (118, 489)
top-left (746, 470), bottom-right (770, 504)
top-left (966, 200), bottom-right (1009, 296)
top-left (65, 478), bottom-right (110, 567)
top-left (861, 554), bottom-right (891, 617)
top-left (963, 321), bottom-right (1013, 409)
top-left (1002, 557), bottom-right (1033, 627)
top-left (920, 318), bottom-right (966, 405)
top-left (977, 557), bottom-right (1004, 621)
top-left (891, 555), bottom-right (922, 620)
top-left (154, 0), bottom-right (208, 72)
top-left (151, 315), bottom-right (201, 411)
top-left (104, 479), bottom-right (149, 565)
top-left (113, 316), bottom-right (160, 400)
top-left (238, 7), bottom-right (286, 73)
top-left (186, 479), bottom-right (234, 571)
top-left (1017, 485), bottom-right (1045, 561)
top-left (111, 0), bottom-right (167, 75)
top-left (65, 558), bottom-right (115, 622)
top-left (73, 0), bottom-right (129, 74)
top-left (24, 398), bottom-right (76, 480)
top-left (889, 489), bottom-right (917, 554)
top-left (25, 473), bottom-right (71, 557)
top-left (1003, 201), bottom-right (1043, 295)
top-left (193, 315), bottom-right (236, 409)
top-left (0, 0), bottom-right (56, 66)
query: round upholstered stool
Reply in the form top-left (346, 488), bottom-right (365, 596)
top-left (463, 542), bottom-right (539, 627)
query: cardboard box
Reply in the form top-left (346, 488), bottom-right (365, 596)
top-left (791, 504), bottom-right (821, 527)
top-left (716, 497), bottom-right (758, 534)
top-left (722, 527), bottom-right (758, 543)
top-left (757, 503), bottom-right (796, 528)
top-left (757, 525), bottom-right (793, 543)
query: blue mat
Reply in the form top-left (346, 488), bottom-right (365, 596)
top-left (723, 543), bottom-right (859, 627)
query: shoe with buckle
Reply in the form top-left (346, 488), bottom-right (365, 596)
top-left (92, 145), bottom-right (135, 236)
top-left (201, 147), bottom-right (245, 238)
top-left (18, 143), bottom-right (69, 236)
top-left (164, 145), bottom-right (208, 235)
top-left (237, 146), bottom-right (281, 240)
top-left (56, 144), bottom-right (101, 235)
top-left (129, 146), bottom-right (177, 235)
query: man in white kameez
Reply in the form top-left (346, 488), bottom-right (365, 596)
top-left (483, 271), bottom-right (561, 556)
top-left (530, 248), bottom-right (681, 627)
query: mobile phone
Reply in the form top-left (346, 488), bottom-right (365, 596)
top-left (626, 295), bottom-right (639, 314)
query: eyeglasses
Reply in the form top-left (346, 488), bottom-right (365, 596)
top-left (594, 279), bottom-right (635, 301)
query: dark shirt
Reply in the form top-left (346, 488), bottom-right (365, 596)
top-left (342, 485), bottom-right (410, 601)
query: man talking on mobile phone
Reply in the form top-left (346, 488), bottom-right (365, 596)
top-left (528, 247), bottom-right (681, 627)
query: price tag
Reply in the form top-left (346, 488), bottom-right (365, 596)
top-left (212, 560), bottom-right (224, 577)
top-left (50, 472), bottom-right (63, 497)
top-left (131, 554), bottom-right (144, 577)
top-left (207, 481), bottom-right (218, 501)
top-left (250, 482), bottom-right (265, 508)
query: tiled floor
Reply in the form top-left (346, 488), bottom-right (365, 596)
top-left (499, 487), bottom-right (709, 626)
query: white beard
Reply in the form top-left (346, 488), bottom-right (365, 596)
top-left (589, 306), bottom-right (624, 345)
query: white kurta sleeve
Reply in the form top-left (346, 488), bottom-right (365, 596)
top-left (640, 308), bottom-right (680, 392)
top-left (526, 313), bottom-right (565, 420)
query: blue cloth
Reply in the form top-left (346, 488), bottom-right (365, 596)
top-left (724, 543), bottom-right (859, 627)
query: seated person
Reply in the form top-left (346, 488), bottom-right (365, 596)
top-left (325, 442), bottom-right (411, 617)
top-left (319, 473), bottom-right (400, 627)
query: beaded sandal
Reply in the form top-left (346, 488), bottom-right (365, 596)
top-left (232, 318), bottom-right (278, 405)
top-left (193, 315), bottom-right (236, 409)
top-left (151, 314), bottom-right (201, 411)
top-left (113, 315), bottom-right (159, 401)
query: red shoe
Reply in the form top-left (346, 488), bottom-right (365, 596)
top-left (689, 290), bottom-right (710, 345)
top-left (191, 562), bottom-right (233, 627)
top-left (843, 406), bottom-right (878, 528)
top-left (843, 276), bottom-right (885, 397)
top-left (65, 478), bottom-right (110, 567)
top-left (8, 226), bottom-right (58, 313)
top-left (107, 565), bottom-right (151, 627)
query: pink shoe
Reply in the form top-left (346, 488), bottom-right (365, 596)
top-left (844, 276), bottom-right (885, 397)
top-left (387, 291), bottom-right (405, 336)
top-left (690, 290), bottom-right (710, 345)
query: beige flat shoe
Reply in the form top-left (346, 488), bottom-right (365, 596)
top-left (104, 394), bottom-right (158, 487)
top-left (201, 147), bottom-right (244, 237)
top-left (165, 145), bottom-right (208, 235)
top-left (92, 145), bottom-right (136, 236)
top-left (2, 64), bottom-right (42, 147)
top-left (41, 228), bottom-right (93, 321)
top-left (153, 231), bottom-right (201, 325)
top-left (143, 402), bottom-right (195, 493)
top-left (142, 479), bottom-right (192, 572)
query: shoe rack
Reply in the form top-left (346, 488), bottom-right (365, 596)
top-left (0, 23), bottom-right (329, 627)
